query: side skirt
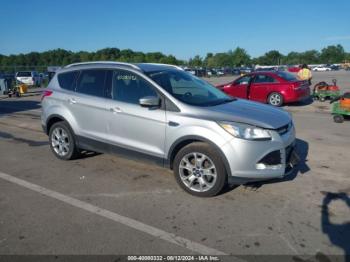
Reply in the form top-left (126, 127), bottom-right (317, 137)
top-left (76, 135), bottom-right (165, 167)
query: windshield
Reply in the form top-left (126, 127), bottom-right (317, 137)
top-left (276, 71), bottom-right (298, 81)
top-left (146, 69), bottom-right (234, 106)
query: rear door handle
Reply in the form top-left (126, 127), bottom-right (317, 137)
top-left (168, 121), bottom-right (179, 127)
top-left (68, 98), bottom-right (76, 104)
top-left (110, 107), bottom-right (122, 113)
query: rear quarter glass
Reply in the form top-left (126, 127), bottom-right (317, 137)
top-left (58, 71), bottom-right (79, 91)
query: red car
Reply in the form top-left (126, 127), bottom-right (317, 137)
top-left (216, 71), bottom-right (310, 106)
top-left (287, 66), bottom-right (301, 73)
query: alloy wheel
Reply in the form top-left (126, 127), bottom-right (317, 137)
top-left (51, 127), bottom-right (70, 157)
top-left (179, 152), bottom-right (217, 192)
top-left (269, 93), bottom-right (282, 106)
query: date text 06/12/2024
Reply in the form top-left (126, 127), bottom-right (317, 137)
top-left (127, 255), bottom-right (220, 261)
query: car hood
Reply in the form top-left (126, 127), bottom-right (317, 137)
top-left (187, 99), bottom-right (291, 129)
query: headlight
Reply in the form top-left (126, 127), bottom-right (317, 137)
top-left (218, 122), bottom-right (272, 141)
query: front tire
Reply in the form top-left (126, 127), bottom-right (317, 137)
top-left (49, 121), bottom-right (80, 160)
top-left (173, 142), bottom-right (227, 197)
top-left (268, 92), bottom-right (283, 107)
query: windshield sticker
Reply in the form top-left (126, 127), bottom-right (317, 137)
top-left (117, 75), bottom-right (137, 81)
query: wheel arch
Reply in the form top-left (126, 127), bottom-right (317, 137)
top-left (166, 135), bottom-right (232, 177)
top-left (46, 114), bottom-right (76, 136)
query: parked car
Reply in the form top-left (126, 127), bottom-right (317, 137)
top-left (3, 73), bottom-right (15, 81)
top-left (216, 71), bottom-right (310, 106)
top-left (184, 68), bottom-right (196, 75)
top-left (231, 68), bottom-right (241, 75)
top-left (255, 67), bottom-right (276, 72)
top-left (0, 76), bottom-right (7, 95)
top-left (16, 71), bottom-right (42, 86)
top-left (239, 67), bottom-right (253, 74)
top-left (216, 70), bottom-right (224, 76)
top-left (39, 72), bottom-right (49, 80)
top-left (312, 66), bottom-right (332, 72)
top-left (287, 66), bottom-right (300, 73)
top-left (41, 62), bottom-right (297, 197)
top-left (329, 65), bottom-right (340, 71)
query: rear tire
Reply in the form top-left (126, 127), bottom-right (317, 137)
top-left (173, 142), bottom-right (227, 197)
top-left (268, 92), bottom-right (283, 107)
top-left (49, 121), bottom-right (81, 160)
top-left (333, 115), bottom-right (344, 123)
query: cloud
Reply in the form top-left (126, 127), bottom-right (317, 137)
top-left (325, 36), bottom-right (350, 41)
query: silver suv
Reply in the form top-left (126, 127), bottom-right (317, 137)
top-left (41, 62), bottom-right (298, 197)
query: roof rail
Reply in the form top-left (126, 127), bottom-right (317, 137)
top-left (140, 63), bottom-right (184, 71)
top-left (64, 61), bottom-right (141, 70)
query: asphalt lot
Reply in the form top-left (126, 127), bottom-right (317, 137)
top-left (0, 71), bottom-right (349, 260)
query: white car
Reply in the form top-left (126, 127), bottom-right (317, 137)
top-left (216, 70), bottom-right (224, 76)
top-left (16, 71), bottom-right (42, 86)
top-left (312, 66), bottom-right (332, 72)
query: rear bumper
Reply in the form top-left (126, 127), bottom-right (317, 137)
top-left (283, 88), bottom-right (310, 103)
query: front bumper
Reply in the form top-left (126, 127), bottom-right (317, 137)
top-left (222, 125), bottom-right (298, 185)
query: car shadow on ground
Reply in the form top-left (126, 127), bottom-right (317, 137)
top-left (225, 138), bottom-right (310, 193)
top-left (285, 97), bottom-right (315, 107)
top-left (321, 191), bottom-right (350, 262)
top-left (0, 130), bottom-right (49, 147)
top-left (76, 150), bottom-right (102, 159)
top-left (0, 100), bottom-right (41, 114)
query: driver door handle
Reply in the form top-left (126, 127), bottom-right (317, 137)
top-left (68, 98), bottom-right (76, 104)
top-left (110, 107), bottom-right (122, 113)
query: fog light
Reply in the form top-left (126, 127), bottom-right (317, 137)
top-left (256, 163), bottom-right (283, 170)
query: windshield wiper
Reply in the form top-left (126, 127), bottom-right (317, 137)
top-left (208, 98), bottom-right (236, 106)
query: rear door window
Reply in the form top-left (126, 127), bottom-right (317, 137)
top-left (76, 69), bottom-right (111, 98)
top-left (58, 71), bottom-right (79, 91)
top-left (253, 74), bottom-right (277, 83)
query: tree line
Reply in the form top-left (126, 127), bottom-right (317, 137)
top-left (0, 44), bottom-right (349, 72)
top-left (190, 44), bottom-right (350, 67)
top-left (0, 48), bottom-right (184, 72)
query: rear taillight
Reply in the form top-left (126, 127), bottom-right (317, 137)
top-left (41, 90), bottom-right (53, 101)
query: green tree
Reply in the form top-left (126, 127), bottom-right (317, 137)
top-left (188, 55), bottom-right (203, 67)
top-left (256, 50), bottom-right (283, 65)
top-left (299, 50), bottom-right (320, 64)
top-left (284, 52), bottom-right (301, 65)
top-left (320, 45), bottom-right (345, 64)
top-left (203, 53), bottom-right (213, 67)
top-left (231, 47), bottom-right (250, 66)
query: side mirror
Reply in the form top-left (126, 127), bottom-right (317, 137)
top-left (139, 96), bottom-right (160, 108)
